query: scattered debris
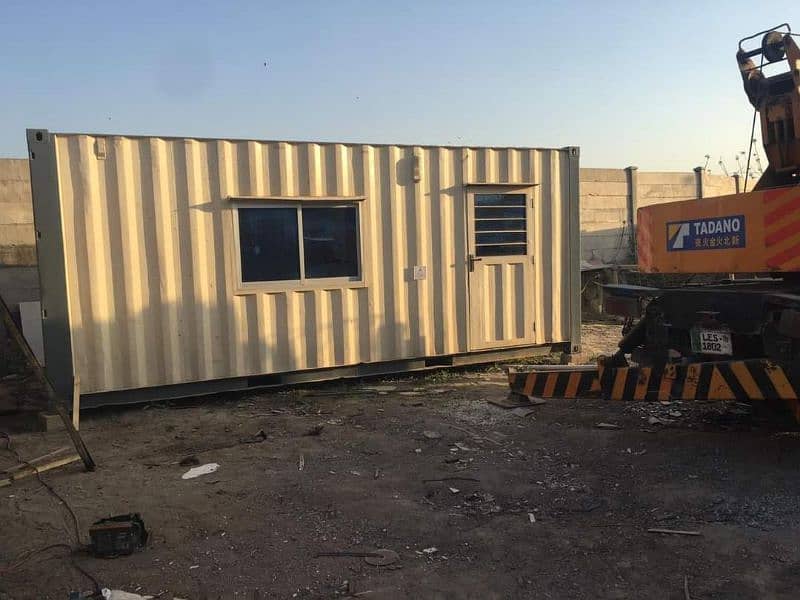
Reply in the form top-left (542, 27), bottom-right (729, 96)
top-left (647, 528), bottom-right (701, 536)
top-left (669, 410), bottom-right (683, 418)
top-left (421, 547), bottom-right (438, 554)
top-left (511, 407), bottom-right (536, 418)
top-left (0, 447), bottom-right (81, 488)
top-left (488, 397), bottom-right (534, 409)
top-left (448, 424), bottom-right (502, 446)
top-left (595, 422), bottom-right (621, 430)
top-left (241, 429), bottom-right (268, 443)
top-left (464, 491), bottom-right (495, 504)
top-left (314, 549), bottom-right (399, 566)
top-left (488, 395), bottom-right (547, 410)
top-left (422, 430), bottom-right (442, 440)
top-left (528, 513), bottom-right (536, 523)
top-left (301, 390), bottom-right (372, 398)
top-left (364, 548), bottom-right (399, 566)
top-left (422, 476), bottom-right (480, 483)
top-left (89, 513), bottom-right (148, 557)
top-left (361, 385), bottom-right (397, 393)
top-left (101, 591), bottom-right (156, 600)
top-left (648, 416), bottom-right (667, 426)
top-left (173, 433), bottom-right (272, 460)
top-left (181, 463), bottom-right (219, 480)
top-left (304, 424), bottom-right (325, 436)
top-left (298, 455), bottom-right (305, 471)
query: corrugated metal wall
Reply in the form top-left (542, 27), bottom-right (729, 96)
top-left (45, 133), bottom-right (577, 394)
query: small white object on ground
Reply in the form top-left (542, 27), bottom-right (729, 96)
top-left (423, 430), bottom-right (441, 439)
top-left (647, 528), bottom-right (701, 536)
top-left (181, 463), bottom-right (219, 480)
top-left (103, 590), bottom-right (154, 600)
top-left (449, 487), bottom-right (460, 494)
top-left (422, 547), bottom-right (438, 554)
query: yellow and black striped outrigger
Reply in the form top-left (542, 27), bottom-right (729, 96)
top-left (507, 358), bottom-right (800, 421)
top-left (507, 365), bottom-right (602, 399)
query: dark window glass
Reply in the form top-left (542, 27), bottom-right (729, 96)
top-left (475, 206), bottom-right (526, 219)
top-left (302, 206), bottom-right (359, 278)
top-left (474, 193), bottom-right (526, 207)
top-left (238, 208), bottom-right (300, 282)
top-left (476, 231), bottom-right (527, 245)
top-left (476, 244), bottom-right (528, 257)
top-left (475, 218), bottom-right (527, 232)
top-left (473, 193), bottom-right (528, 257)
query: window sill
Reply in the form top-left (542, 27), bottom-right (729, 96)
top-left (228, 195), bottom-right (366, 203)
top-left (233, 280), bottom-right (368, 295)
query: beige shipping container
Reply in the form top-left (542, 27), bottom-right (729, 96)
top-left (27, 129), bottom-right (581, 407)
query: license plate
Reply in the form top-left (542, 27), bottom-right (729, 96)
top-left (691, 329), bottom-right (732, 355)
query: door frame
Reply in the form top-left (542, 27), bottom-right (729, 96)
top-left (464, 184), bottom-right (537, 351)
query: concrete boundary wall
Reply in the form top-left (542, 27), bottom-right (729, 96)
top-left (0, 158), bottom-right (739, 268)
top-left (580, 167), bottom-right (738, 263)
top-left (0, 159), bottom-right (35, 266)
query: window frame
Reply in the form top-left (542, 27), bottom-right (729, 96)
top-left (472, 192), bottom-right (529, 257)
top-left (465, 184), bottom-right (536, 266)
top-left (232, 200), bottom-right (364, 292)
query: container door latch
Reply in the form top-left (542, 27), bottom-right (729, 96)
top-left (468, 254), bottom-right (482, 272)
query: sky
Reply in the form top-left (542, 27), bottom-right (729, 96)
top-left (0, 1), bottom-right (796, 171)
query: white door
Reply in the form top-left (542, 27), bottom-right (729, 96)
top-left (466, 186), bottom-right (535, 350)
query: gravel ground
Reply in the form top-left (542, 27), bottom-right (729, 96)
top-left (1, 323), bottom-right (800, 599)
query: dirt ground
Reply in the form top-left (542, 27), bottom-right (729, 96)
top-left (2, 322), bottom-right (800, 599)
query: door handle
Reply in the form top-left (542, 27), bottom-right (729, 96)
top-left (468, 254), bottom-right (482, 272)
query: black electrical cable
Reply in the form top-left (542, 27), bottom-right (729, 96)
top-left (0, 431), bottom-right (101, 596)
top-left (0, 432), bottom-right (82, 545)
top-left (70, 555), bottom-right (104, 596)
top-left (0, 543), bottom-right (73, 576)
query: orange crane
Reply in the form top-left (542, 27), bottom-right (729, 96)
top-left (510, 25), bottom-right (800, 418)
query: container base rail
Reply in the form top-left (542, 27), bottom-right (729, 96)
top-left (507, 358), bottom-right (800, 422)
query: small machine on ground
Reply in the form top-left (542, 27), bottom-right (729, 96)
top-left (510, 24), bottom-right (800, 419)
